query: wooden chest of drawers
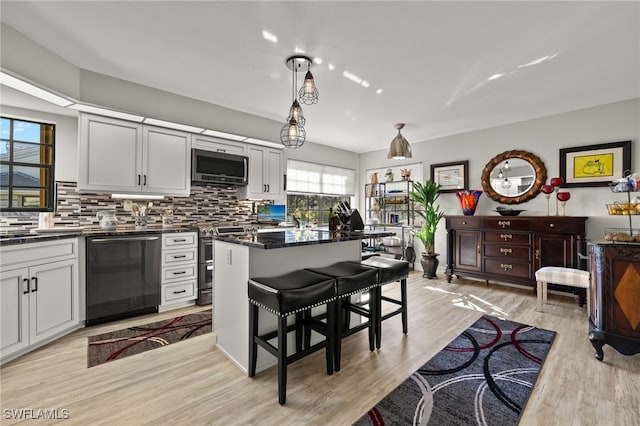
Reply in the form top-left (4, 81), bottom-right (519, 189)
top-left (445, 215), bottom-right (587, 289)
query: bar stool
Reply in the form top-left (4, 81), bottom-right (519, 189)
top-left (305, 261), bottom-right (378, 371)
top-left (358, 256), bottom-right (410, 348)
top-left (248, 269), bottom-right (337, 405)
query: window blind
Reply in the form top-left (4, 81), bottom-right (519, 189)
top-left (287, 159), bottom-right (355, 196)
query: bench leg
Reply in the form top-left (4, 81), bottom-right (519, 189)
top-left (335, 298), bottom-right (344, 372)
top-left (277, 315), bottom-right (287, 405)
top-left (326, 301), bottom-right (335, 375)
top-left (248, 302), bottom-right (258, 377)
top-left (400, 278), bottom-right (408, 335)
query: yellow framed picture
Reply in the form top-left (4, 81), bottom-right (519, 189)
top-left (560, 141), bottom-right (631, 187)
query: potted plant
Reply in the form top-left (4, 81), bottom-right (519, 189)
top-left (409, 180), bottom-right (445, 278)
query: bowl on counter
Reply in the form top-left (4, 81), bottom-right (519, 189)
top-left (494, 207), bottom-right (526, 216)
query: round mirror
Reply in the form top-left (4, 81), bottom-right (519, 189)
top-left (481, 150), bottom-right (547, 204)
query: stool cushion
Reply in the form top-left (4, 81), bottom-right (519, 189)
top-left (248, 270), bottom-right (336, 316)
top-left (306, 262), bottom-right (378, 297)
top-left (535, 266), bottom-right (589, 288)
top-left (359, 257), bottom-right (410, 284)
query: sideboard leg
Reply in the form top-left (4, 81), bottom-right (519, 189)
top-left (589, 329), bottom-right (606, 361)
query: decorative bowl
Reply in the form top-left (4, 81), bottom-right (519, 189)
top-left (494, 208), bottom-right (525, 216)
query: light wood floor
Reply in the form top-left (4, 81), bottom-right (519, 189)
top-left (1, 272), bottom-right (639, 425)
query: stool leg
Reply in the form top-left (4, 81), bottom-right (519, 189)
top-left (277, 315), bottom-right (287, 405)
top-left (400, 278), bottom-right (408, 335)
top-left (375, 286), bottom-right (382, 349)
top-left (248, 302), bottom-right (258, 377)
top-left (543, 281), bottom-right (548, 306)
top-left (326, 301), bottom-right (335, 375)
top-left (295, 311), bottom-right (303, 352)
top-left (368, 288), bottom-right (376, 352)
top-left (335, 298), bottom-right (343, 372)
top-left (536, 280), bottom-right (543, 312)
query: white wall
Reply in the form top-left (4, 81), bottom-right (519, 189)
top-left (358, 98), bottom-right (640, 256)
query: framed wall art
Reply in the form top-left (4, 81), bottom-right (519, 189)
top-left (559, 140), bottom-right (631, 187)
top-left (430, 160), bottom-right (468, 193)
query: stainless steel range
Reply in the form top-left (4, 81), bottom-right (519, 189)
top-left (197, 226), bottom-right (252, 305)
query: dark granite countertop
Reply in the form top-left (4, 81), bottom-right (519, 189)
top-left (213, 228), bottom-right (396, 249)
top-left (0, 226), bottom-right (199, 246)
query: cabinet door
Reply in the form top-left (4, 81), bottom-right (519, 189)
top-left (239, 145), bottom-right (267, 199)
top-left (29, 259), bottom-right (78, 345)
top-left (534, 233), bottom-right (575, 270)
top-left (0, 268), bottom-right (29, 359)
top-left (78, 114), bottom-right (142, 192)
top-left (264, 148), bottom-right (283, 200)
top-left (455, 230), bottom-right (482, 272)
top-left (143, 126), bottom-right (191, 196)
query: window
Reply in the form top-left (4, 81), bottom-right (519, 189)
top-left (286, 160), bottom-right (354, 225)
top-left (0, 117), bottom-right (55, 211)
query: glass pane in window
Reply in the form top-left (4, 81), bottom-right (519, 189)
top-left (12, 120), bottom-right (43, 143)
top-left (0, 118), bottom-right (10, 140)
top-left (13, 187), bottom-right (47, 207)
top-left (12, 143), bottom-right (52, 165)
top-left (0, 141), bottom-right (9, 162)
top-left (13, 166), bottom-right (49, 187)
top-left (0, 188), bottom-right (8, 207)
top-left (0, 164), bottom-right (8, 185)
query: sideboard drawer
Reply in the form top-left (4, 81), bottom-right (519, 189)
top-left (448, 217), bottom-right (481, 229)
top-left (484, 259), bottom-right (531, 279)
top-left (484, 244), bottom-right (530, 260)
top-left (482, 218), bottom-right (531, 231)
top-left (531, 219), bottom-right (583, 234)
top-left (484, 231), bottom-right (531, 245)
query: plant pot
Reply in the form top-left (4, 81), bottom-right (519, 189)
top-left (421, 252), bottom-right (439, 279)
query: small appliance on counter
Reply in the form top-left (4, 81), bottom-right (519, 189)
top-left (336, 201), bottom-right (364, 231)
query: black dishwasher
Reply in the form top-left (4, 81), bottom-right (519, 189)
top-left (86, 235), bottom-right (161, 325)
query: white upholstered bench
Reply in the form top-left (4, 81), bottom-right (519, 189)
top-left (535, 266), bottom-right (590, 314)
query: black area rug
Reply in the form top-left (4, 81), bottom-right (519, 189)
top-left (87, 310), bottom-right (211, 368)
top-left (355, 315), bottom-right (556, 426)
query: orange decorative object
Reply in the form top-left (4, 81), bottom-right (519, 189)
top-left (456, 190), bottom-right (482, 216)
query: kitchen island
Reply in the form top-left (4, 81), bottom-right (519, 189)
top-left (213, 228), bottom-right (395, 374)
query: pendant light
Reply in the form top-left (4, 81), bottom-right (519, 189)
top-left (298, 61), bottom-right (319, 105)
top-left (280, 54), bottom-right (318, 148)
top-left (387, 123), bottom-right (412, 159)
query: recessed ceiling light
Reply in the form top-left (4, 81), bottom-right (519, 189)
top-left (328, 63), bottom-right (336, 71)
top-left (261, 30), bottom-right (278, 43)
top-left (488, 73), bottom-right (505, 81)
top-left (313, 57), bottom-right (323, 65)
top-left (361, 81), bottom-right (370, 88)
top-left (342, 70), bottom-right (362, 84)
top-left (376, 88), bottom-right (383, 95)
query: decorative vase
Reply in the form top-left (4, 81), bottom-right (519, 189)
top-left (420, 253), bottom-right (440, 279)
top-left (456, 190), bottom-right (483, 216)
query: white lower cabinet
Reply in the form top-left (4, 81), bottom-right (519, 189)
top-left (160, 232), bottom-right (198, 311)
top-left (1, 239), bottom-right (81, 364)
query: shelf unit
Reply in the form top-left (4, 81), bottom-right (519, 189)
top-left (364, 180), bottom-right (414, 227)
top-left (363, 180), bottom-right (415, 265)
top-left (605, 181), bottom-right (640, 242)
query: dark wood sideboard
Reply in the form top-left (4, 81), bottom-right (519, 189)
top-left (445, 215), bottom-right (588, 290)
top-left (588, 242), bottom-right (640, 361)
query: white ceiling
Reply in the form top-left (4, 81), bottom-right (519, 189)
top-left (1, 1), bottom-right (639, 154)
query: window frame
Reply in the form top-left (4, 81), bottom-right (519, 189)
top-left (0, 116), bottom-right (56, 212)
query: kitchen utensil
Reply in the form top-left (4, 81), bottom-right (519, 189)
top-left (96, 210), bottom-right (118, 230)
top-left (131, 203), bottom-right (139, 215)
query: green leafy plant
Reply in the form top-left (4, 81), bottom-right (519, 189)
top-left (409, 180), bottom-right (445, 255)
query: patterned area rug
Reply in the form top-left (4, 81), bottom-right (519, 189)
top-left (355, 315), bottom-right (556, 425)
top-left (87, 310), bottom-right (212, 368)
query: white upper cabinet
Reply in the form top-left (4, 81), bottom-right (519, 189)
top-left (237, 145), bottom-right (284, 202)
top-left (191, 134), bottom-right (246, 155)
top-left (78, 114), bottom-right (190, 196)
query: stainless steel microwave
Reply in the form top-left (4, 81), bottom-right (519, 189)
top-left (191, 149), bottom-right (248, 186)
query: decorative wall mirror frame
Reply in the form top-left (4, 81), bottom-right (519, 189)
top-left (481, 150), bottom-right (547, 205)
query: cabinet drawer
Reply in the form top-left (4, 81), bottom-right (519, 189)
top-left (484, 244), bottom-right (530, 260)
top-left (0, 238), bottom-right (78, 267)
top-left (162, 232), bottom-right (197, 248)
top-left (162, 264), bottom-right (197, 282)
top-left (531, 219), bottom-right (584, 234)
top-left (192, 135), bottom-right (247, 155)
top-left (482, 218), bottom-right (531, 231)
top-left (484, 259), bottom-right (531, 279)
top-left (447, 217), bottom-right (481, 229)
top-left (162, 280), bottom-right (196, 303)
top-left (162, 248), bottom-right (197, 266)
top-left (484, 231), bottom-right (530, 245)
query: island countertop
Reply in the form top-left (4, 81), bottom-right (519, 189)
top-left (212, 228), bottom-right (396, 249)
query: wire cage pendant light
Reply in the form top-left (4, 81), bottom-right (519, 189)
top-left (298, 62), bottom-right (319, 105)
top-left (281, 54), bottom-right (318, 148)
top-left (387, 123), bottom-right (412, 159)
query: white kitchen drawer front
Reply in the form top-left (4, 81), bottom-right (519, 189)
top-left (162, 264), bottom-right (197, 283)
top-left (192, 134), bottom-right (247, 155)
top-left (162, 280), bottom-right (196, 304)
top-left (162, 232), bottom-right (197, 249)
top-left (1, 238), bottom-right (78, 268)
top-left (162, 247), bottom-right (197, 266)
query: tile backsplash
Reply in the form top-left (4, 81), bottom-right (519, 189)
top-left (1, 181), bottom-right (260, 230)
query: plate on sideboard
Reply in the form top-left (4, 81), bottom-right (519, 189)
top-left (494, 208), bottom-right (526, 216)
